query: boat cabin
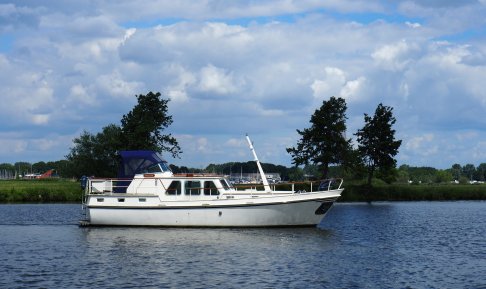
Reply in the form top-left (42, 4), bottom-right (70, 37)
top-left (87, 150), bottom-right (235, 199)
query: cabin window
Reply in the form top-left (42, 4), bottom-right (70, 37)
top-left (204, 181), bottom-right (220, 196)
top-left (167, 181), bottom-right (182, 195)
top-left (185, 181), bottom-right (201, 196)
top-left (220, 179), bottom-right (231, 190)
top-left (145, 163), bottom-right (162, 173)
top-left (97, 198), bottom-right (104, 202)
top-left (139, 198), bottom-right (146, 202)
top-left (118, 198), bottom-right (125, 202)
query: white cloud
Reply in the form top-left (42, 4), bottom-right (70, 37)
top-left (198, 64), bottom-right (238, 95)
top-left (372, 40), bottom-right (419, 71)
top-left (1, 1), bottom-right (485, 168)
top-left (311, 67), bottom-right (366, 102)
top-left (0, 138), bottom-right (27, 154)
top-left (406, 133), bottom-right (434, 151)
top-left (340, 76), bottom-right (366, 101)
top-left (405, 21), bottom-right (421, 28)
top-left (31, 114), bottom-right (50, 125)
top-left (96, 71), bottom-right (145, 98)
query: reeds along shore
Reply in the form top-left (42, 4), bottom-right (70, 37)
top-left (339, 184), bottom-right (486, 202)
top-left (0, 179), bottom-right (485, 203)
top-left (0, 179), bottom-right (82, 203)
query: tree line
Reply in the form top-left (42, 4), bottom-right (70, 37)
top-left (2, 92), bottom-right (482, 185)
top-left (287, 96), bottom-right (401, 186)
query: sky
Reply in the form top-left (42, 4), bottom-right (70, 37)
top-left (0, 0), bottom-right (485, 169)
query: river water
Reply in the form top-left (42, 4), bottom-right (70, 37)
top-left (0, 202), bottom-right (484, 288)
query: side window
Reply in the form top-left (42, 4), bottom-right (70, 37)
top-left (204, 181), bottom-right (220, 196)
top-left (185, 181), bottom-right (201, 196)
top-left (220, 179), bottom-right (230, 190)
top-left (167, 181), bottom-right (181, 195)
top-left (145, 164), bottom-right (162, 173)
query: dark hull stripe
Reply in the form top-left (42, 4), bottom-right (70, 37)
top-left (88, 197), bottom-right (338, 210)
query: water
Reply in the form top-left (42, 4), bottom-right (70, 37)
top-left (0, 202), bottom-right (485, 289)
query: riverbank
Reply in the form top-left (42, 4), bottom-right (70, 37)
top-left (0, 179), bottom-right (82, 203)
top-left (339, 183), bottom-right (486, 202)
top-left (0, 179), bottom-right (485, 203)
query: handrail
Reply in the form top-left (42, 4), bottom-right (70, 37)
top-left (84, 177), bottom-right (343, 196)
top-left (234, 178), bottom-right (344, 193)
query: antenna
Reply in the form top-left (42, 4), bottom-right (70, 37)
top-left (245, 134), bottom-right (271, 192)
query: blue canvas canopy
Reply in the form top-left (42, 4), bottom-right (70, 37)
top-left (115, 150), bottom-right (166, 193)
top-left (117, 150), bottom-right (165, 179)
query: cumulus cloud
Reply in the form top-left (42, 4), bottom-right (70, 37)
top-left (372, 40), bottom-right (420, 71)
top-left (197, 64), bottom-right (239, 95)
top-left (0, 0), bottom-right (485, 168)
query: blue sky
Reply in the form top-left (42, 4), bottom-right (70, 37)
top-left (0, 0), bottom-right (485, 169)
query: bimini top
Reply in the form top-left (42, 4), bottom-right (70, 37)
top-left (117, 150), bottom-right (171, 179)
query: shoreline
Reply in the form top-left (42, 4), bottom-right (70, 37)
top-left (0, 179), bottom-right (485, 204)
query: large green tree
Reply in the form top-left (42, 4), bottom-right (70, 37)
top-left (286, 96), bottom-right (352, 179)
top-left (355, 103), bottom-right (402, 186)
top-left (67, 92), bottom-right (180, 177)
top-left (121, 92), bottom-right (181, 157)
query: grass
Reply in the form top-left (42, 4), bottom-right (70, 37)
top-left (0, 179), bottom-right (82, 203)
top-left (0, 178), bottom-right (485, 203)
top-left (340, 183), bottom-right (486, 202)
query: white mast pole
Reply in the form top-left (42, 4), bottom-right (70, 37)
top-left (245, 134), bottom-right (271, 192)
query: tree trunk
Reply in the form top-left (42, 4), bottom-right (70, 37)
top-left (322, 163), bottom-right (329, 179)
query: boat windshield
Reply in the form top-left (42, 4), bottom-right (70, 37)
top-left (143, 162), bottom-right (172, 173)
top-left (220, 179), bottom-right (232, 190)
top-left (159, 161), bottom-right (171, 172)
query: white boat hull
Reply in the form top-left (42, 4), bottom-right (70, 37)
top-left (86, 192), bottom-right (340, 227)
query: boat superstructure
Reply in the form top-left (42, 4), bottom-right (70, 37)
top-left (81, 136), bottom-right (343, 227)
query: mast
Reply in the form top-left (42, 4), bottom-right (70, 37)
top-left (245, 134), bottom-right (271, 192)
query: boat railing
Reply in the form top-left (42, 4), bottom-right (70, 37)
top-left (83, 177), bottom-right (343, 198)
top-left (84, 177), bottom-right (224, 198)
top-left (233, 178), bottom-right (343, 194)
top-left (85, 178), bottom-right (131, 194)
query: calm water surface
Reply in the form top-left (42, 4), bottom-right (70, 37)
top-left (0, 202), bottom-right (485, 288)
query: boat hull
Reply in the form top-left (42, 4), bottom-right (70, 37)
top-left (86, 195), bottom-right (339, 227)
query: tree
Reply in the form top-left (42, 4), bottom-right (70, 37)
top-left (435, 170), bottom-right (453, 183)
top-left (476, 163), bottom-right (486, 182)
top-left (355, 103), bottom-right (402, 186)
top-left (121, 92), bottom-right (181, 158)
top-left (462, 164), bottom-right (476, 181)
top-left (286, 96), bottom-right (352, 179)
top-left (67, 92), bottom-right (181, 177)
top-left (451, 164), bottom-right (462, 180)
top-left (66, 124), bottom-right (122, 177)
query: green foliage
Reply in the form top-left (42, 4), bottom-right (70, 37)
top-left (340, 183), bottom-right (486, 202)
top-left (66, 92), bottom-right (180, 178)
top-left (355, 103), bottom-right (401, 186)
top-left (121, 92), bottom-right (181, 157)
top-left (287, 166), bottom-right (305, 181)
top-left (476, 163), bottom-right (486, 181)
top-left (287, 96), bottom-right (352, 178)
top-left (66, 124), bottom-right (122, 178)
top-left (434, 170), bottom-right (453, 184)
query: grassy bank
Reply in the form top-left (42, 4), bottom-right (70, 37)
top-left (0, 178), bottom-right (485, 203)
top-left (340, 183), bottom-right (486, 202)
top-left (0, 179), bottom-right (82, 203)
